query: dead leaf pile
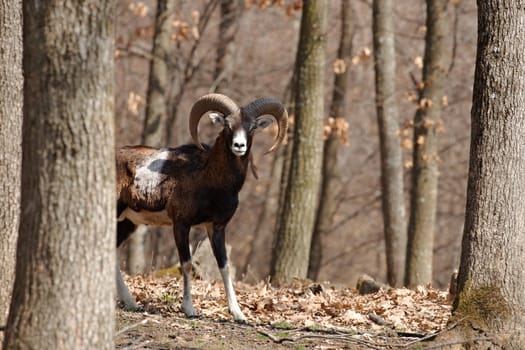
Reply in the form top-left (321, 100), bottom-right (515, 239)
top-left (124, 275), bottom-right (451, 335)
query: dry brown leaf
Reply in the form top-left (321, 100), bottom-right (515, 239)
top-left (122, 274), bottom-right (451, 334)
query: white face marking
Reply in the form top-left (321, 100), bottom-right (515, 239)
top-left (134, 151), bottom-right (169, 202)
top-left (231, 128), bottom-right (247, 156)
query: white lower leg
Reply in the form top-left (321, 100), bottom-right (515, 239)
top-left (181, 261), bottom-right (197, 317)
top-left (116, 259), bottom-right (140, 310)
top-left (220, 264), bottom-right (246, 323)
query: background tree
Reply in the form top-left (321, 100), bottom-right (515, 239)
top-left (113, 1), bottom-right (476, 288)
top-left (127, 0), bottom-right (175, 275)
top-left (405, 0), bottom-right (453, 287)
top-left (165, 0), bottom-right (220, 145)
top-left (0, 0), bottom-right (22, 338)
top-left (372, 0), bottom-right (406, 287)
top-left (308, 0), bottom-right (354, 280)
top-left (243, 74), bottom-right (296, 281)
top-left (212, 0), bottom-right (243, 94)
top-left (3, 1), bottom-right (116, 349)
top-left (271, 0), bottom-right (327, 284)
top-left (451, 1), bottom-right (525, 347)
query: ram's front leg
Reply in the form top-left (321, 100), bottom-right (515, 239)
top-left (173, 223), bottom-right (198, 317)
top-left (207, 223), bottom-right (247, 323)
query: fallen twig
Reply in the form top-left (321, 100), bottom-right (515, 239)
top-left (256, 327), bottom-right (384, 350)
top-left (402, 317), bottom-right (467, 347)
top-left (122, 339), bottom-right (152, 350)
top-left (368, 312), bottom-right (393, 326)
top-left (419, 336), bottom-right (493, 350)
top-left (256, 329), bottom-right (293, 343)
top-left (116, 318), bottom-right (150, 337)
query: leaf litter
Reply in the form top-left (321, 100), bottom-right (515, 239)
top-left (117, 273), bottom-right (452, 349)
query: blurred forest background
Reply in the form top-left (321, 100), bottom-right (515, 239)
top-left (115, 0), bottom-right (475, 289)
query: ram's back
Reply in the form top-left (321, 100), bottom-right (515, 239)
top-left (115, 144), bottom-right (208, 217)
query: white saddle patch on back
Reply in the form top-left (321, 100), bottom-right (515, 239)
top-left (133, 151), bottom-right (170, 202)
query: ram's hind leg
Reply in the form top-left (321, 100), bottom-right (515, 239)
top-left (207, 224), bottom-right (247, 323)
top-left (173, 223), bottom-right (198, 317)
top-left (116, 218), bottom-right (142, 311)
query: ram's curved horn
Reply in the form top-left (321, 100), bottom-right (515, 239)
top-left (189, 94), bottom-right (240, 150)
top-left (243, 97), bottom-right (289, 154)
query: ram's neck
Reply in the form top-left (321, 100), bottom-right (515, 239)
top-left (207, 134), bottom-right (249, 191)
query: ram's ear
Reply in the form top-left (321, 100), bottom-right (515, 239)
top-left (255, 116), bottom-right (274, 130)
top-left (208, 112), bottom-right (226, 126)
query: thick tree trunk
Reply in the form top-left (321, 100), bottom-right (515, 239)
top-left (372, 0), bottom-right (406, 287)
top-left (3, 1), bottom-right (116, 349)
top-left (451, 2), bottom-right (525, 348)
top-left (127, 0), bottom-right (175, 276)
top-left (308, 0), bottom-right (355, 281)
top-left (0, 0), bottom-right (22, 338)
top-left (405, 0), bottom-right (452, 287)
top-left (271, 0), bottom-right (327, 284)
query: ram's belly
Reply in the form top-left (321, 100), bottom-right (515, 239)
top-left (118, 208), bottom-right (172, 226)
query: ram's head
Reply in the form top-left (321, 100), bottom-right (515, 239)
top-left (189, 94), bottom-right (288, 157)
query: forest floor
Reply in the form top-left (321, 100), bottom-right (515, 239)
top-left (114, 273), bottom-right (462, 349)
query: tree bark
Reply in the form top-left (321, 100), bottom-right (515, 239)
top-left (127, 0), bottom-right (175, 276)
top-left (0, 0), bottom-right (22, 337)
top-left (308, 0), bottom-right (355, 281)
top-left (142, 0), bottom-right (174, 147)
top-left (372, 0), bottom-right (406, 287)
top-left (3, 1), bottom-right (116, 349)
top-left (405, 0), bottom-right (452, 287)
top-left (451, 1), bottom-right (525, 347)
top-left (212, 0), bottom-right (242, 94)
top-left (271, 0), bottom-right (327, 284)
top-left (244, 74), bottom-right (295, 281)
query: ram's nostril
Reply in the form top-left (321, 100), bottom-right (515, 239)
top-left (234, 142), bottom-right (245, 149)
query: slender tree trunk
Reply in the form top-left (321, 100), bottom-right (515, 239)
top-left (271, 0), bottom-right (327, 284)
top-left (450, 2), bottom-right (525, 348)
top-left (243, 145), bottom-right (285, 280)
top-left (165, 0), bottom-right (220, 145)
top-left (372, 0), bottom-right (406, 287)
top-left (212, 0), bottom-right (242, 94)
top-left (245, 75), bottom-right (295, 280)
top-left (127, 0), bottom-right (175, 276)
top-left (405, 0), bottom-right (452, 287)
top-left (0, 0), bottom-right (22, 338)
top-left (142, 0), bottom-right (174, 147)
top-left (308, 0), bottom-right (355, 281)
top-left (126, 225), bottom-right (149, 274)
top-left (3, 1), bottom-right (115, 349)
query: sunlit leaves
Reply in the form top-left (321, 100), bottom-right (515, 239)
top-left (127, 92), bottom-right (144, 115)
top-left (172, 11), bottom-right (200, 42)
top-left (414, 55), bottom-right (423, 69)
top-left (351, 47), bottom-right (372, 65)
top-left (333, 58), bottom-right (347, 74)
top-left (129, 1), bottom-right (149, 17)
top-left (324, 117), bottom-right (350, 145)
top-left (245, 0), bottom-right (303, 17)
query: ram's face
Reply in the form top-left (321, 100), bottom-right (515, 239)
top-left (209, 111), bottom-right (274, 157)
top-left (209, 113), bottom-right (252, 157)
